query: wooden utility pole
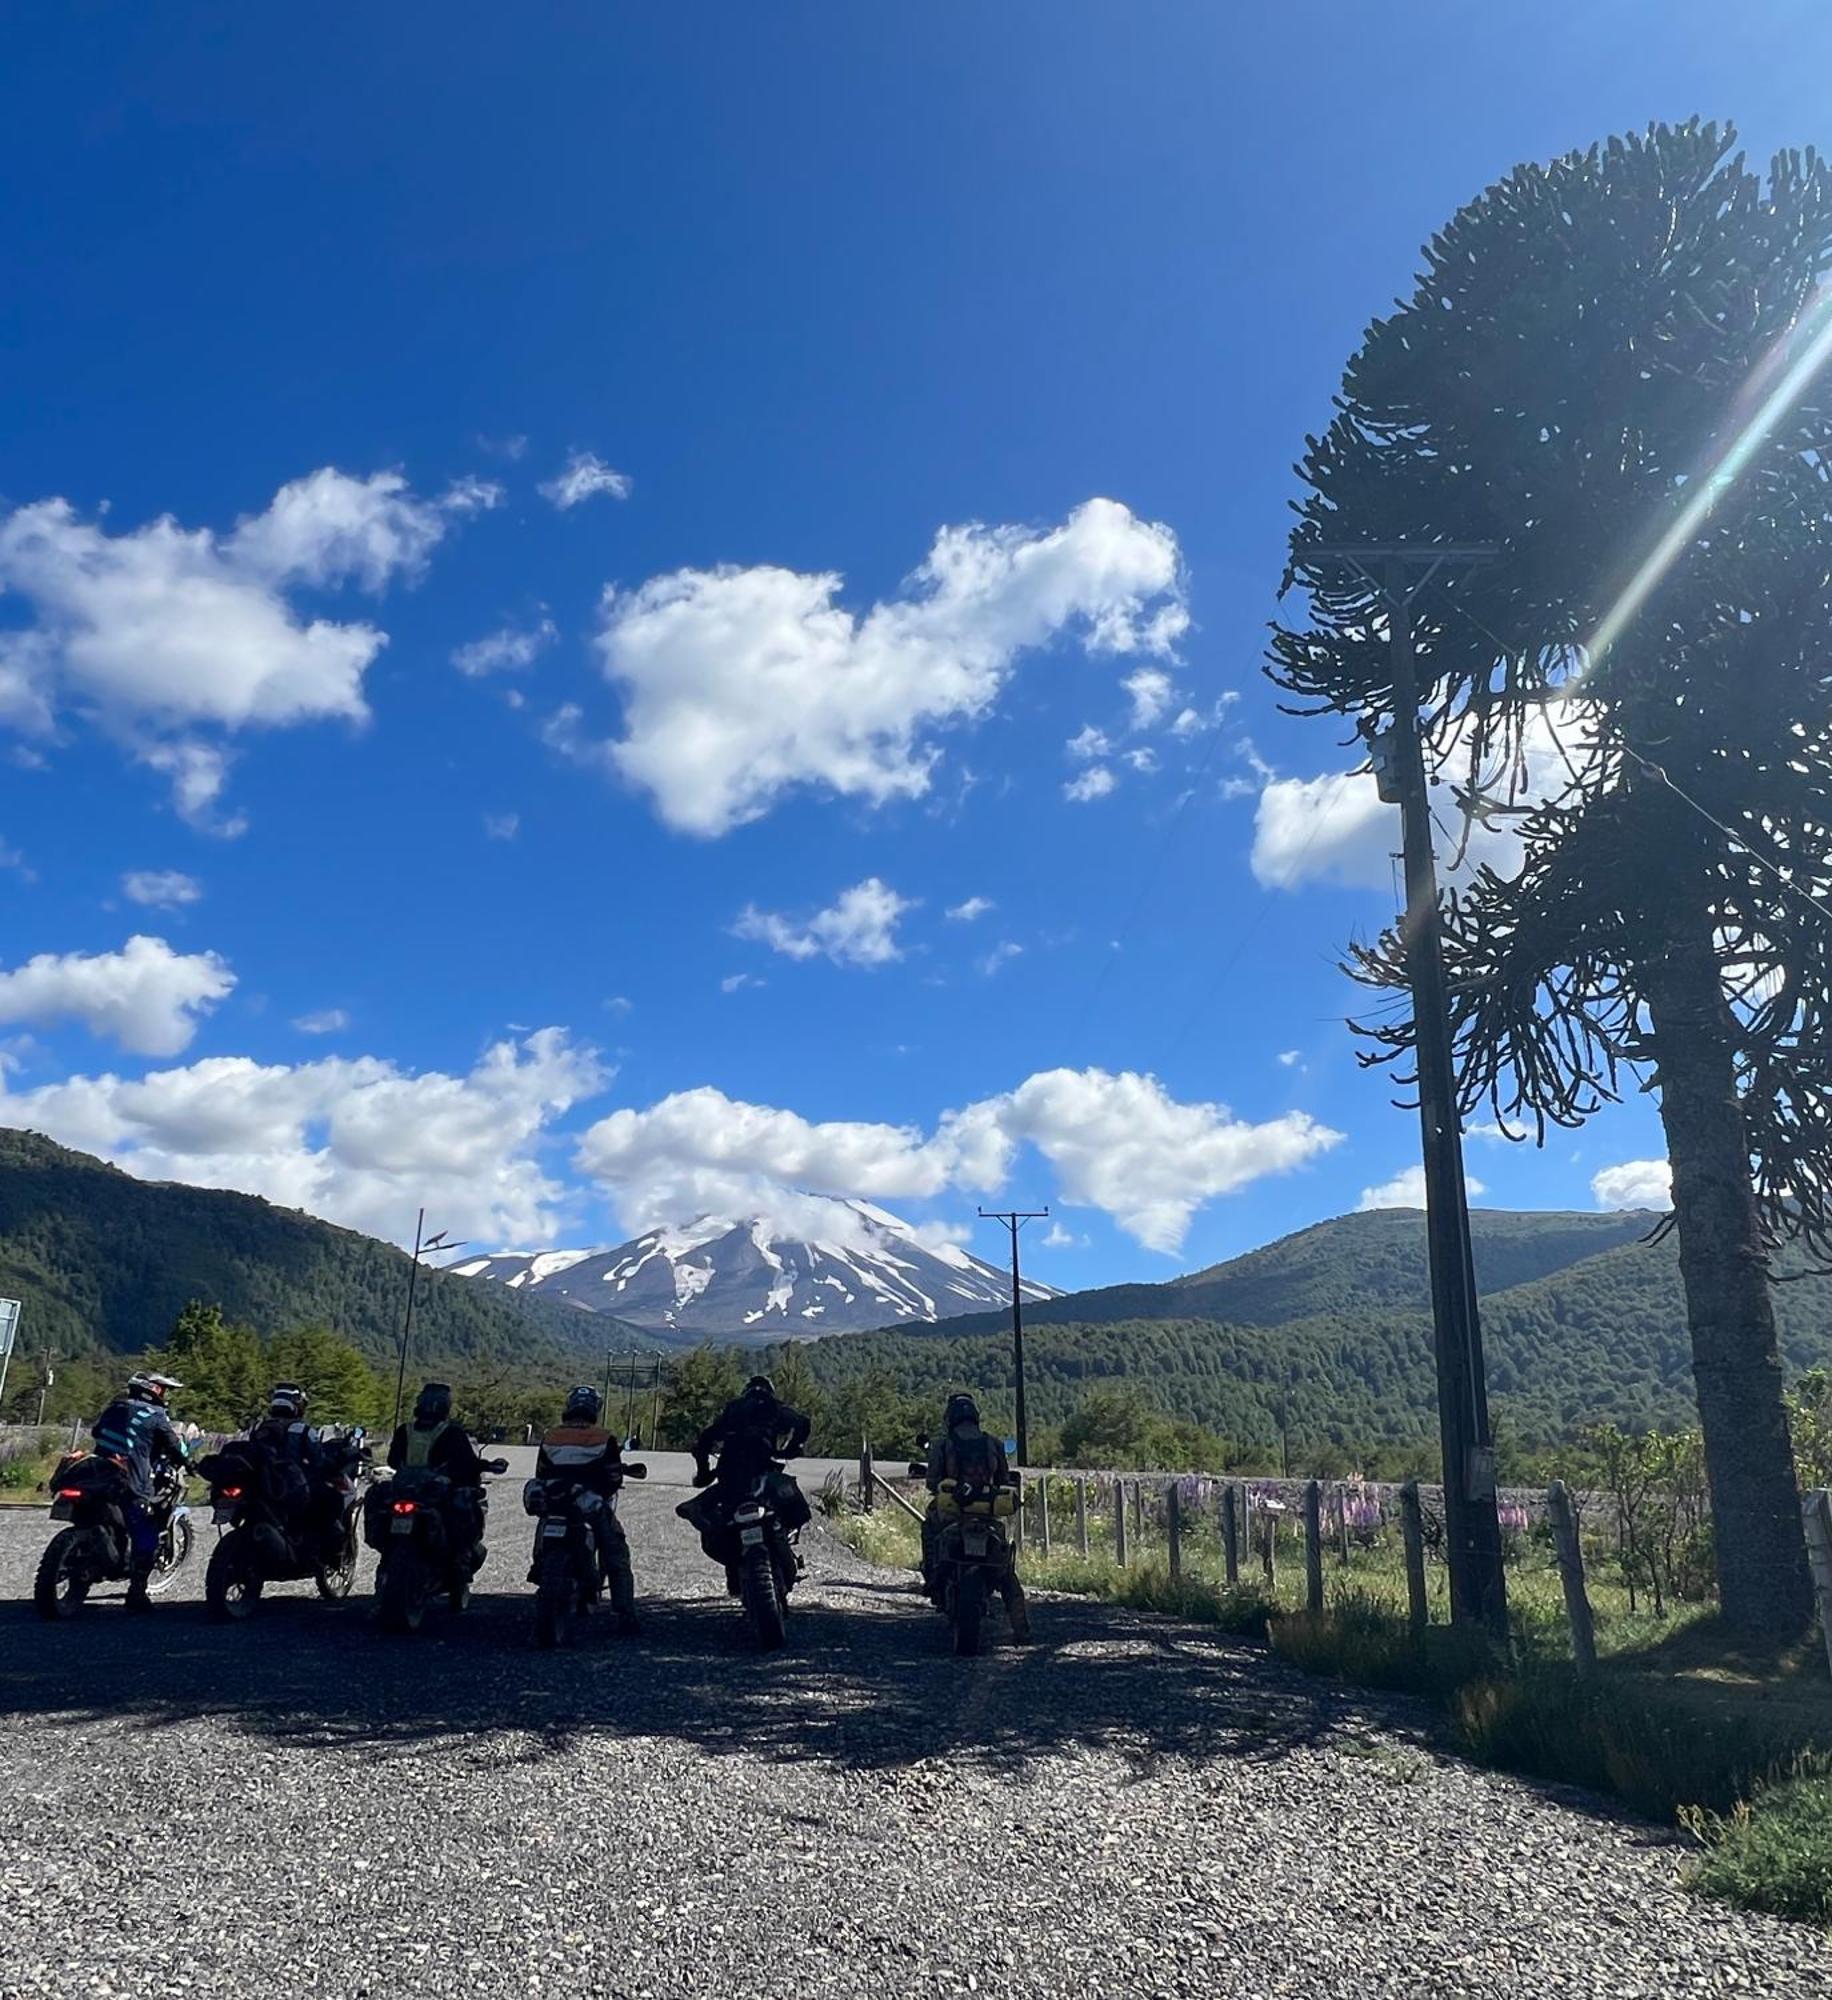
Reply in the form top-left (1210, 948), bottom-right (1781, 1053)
top-left (1303, 543), bottom-right (1509, 1641)
top-left (978, 1207), bottom-right (1047, 1466)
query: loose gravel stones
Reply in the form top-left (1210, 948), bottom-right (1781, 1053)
top-left (0, 1476), bottom-right (1825, 1998)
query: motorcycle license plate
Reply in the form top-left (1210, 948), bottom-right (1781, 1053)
top-left (964, 1528), bottom-right (989, 1557)
top-left (542, 1520), bottom-right (569, 1539)
top-left (740, 1525), bottom-right (765, 1547)
top-left (390, 1515), bottom-right (415, 1536)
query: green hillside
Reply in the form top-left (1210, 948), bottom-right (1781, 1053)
top-left (0, 1127), bottom-right (660, 1370)
top-left (803, 1209), bottom-right (1832, 1454)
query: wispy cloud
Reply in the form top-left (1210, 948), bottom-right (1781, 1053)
top-left (539, 451), bottom-right (633, 510)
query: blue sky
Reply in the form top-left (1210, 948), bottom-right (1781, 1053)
top-left (0, 4), bottom-right (1818, 1281)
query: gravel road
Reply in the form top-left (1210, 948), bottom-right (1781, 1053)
top-left (0, 1473), bottom-right (1825, 2000)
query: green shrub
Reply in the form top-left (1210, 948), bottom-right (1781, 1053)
top-left (1687, 1776), bottom-right (1832, 1927)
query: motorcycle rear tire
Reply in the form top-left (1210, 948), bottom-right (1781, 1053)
top-left (206, 1535), bottom-right (264, 1623)
top-left (952, 1564), bottom-right (987, 1658)
top-left (378, 1552), bottom-right (429, 1634)
top-left (34, 1527), bottom-right (94, 1621)
top-left (534, 1584), bottom-right (570, 1650)
top-left (740, 1543), bottom-right (786, 1651)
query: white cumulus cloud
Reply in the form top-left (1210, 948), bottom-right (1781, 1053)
top-left (0, 469), bottom-right (468, 827)
top-left (1358, 1163), bottom-right (1488, 1211)
top-left (947, 896), bottom-right (995, 923)
top-left (2, 1028), bottom-right (602, 1247)
top-left (452, 616), bottom-right (556, 677)
top-left (540, 452), bottom-right (633, 510)
top-left (121, 870), bottom-right (201, 910)
top-left (584, 497), bottom-right (1187, 836)
top-left (1123, 665), bottom-right (1175, 729)
top-left (1593, 1158), bottom-right (1671, 1209)
top-left (576, 1066), bottom-right (1339, 1253)
top-left (0, 935), bottom-right (233, 1056)
top-left (1064, 765), bottom-right (1116, 804)
top-left (734, 877), bottom-right (913, 968)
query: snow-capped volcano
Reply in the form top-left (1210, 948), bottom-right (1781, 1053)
top-left (450, 1197), bottom-right (1059, 1340)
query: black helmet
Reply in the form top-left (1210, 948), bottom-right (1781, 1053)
top-left (744, 1374), bottom-right (775, 1399)
top-left (268, 1383), bottom-right (308, 1422)
top-left (945, 1392), bottom-right (980, 1432)
top-left (413, 1382), bottom-right (453, 1427)
top-left (128, 1371), bottom-right (181, 1405)
top-left (562, 1385), bottom-right (602, 1425)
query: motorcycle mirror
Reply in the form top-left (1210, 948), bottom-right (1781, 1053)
top-left (624, 1462), bottom-right (648, 1480)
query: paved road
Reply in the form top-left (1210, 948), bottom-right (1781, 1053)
top-left (0, 1489), bottom-right (1824, 1999)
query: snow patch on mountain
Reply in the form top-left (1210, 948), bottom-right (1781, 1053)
top-left (457, 1193), bottom-right (1059, 1340)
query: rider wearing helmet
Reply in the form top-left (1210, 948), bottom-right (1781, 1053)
top-left (921, 1390), bottom-right (1030, 1641)
top-left (386, 1381), bottom-right (485, 1481)
top-left (533, 1385), bottom-right (641, 1634)
top-left (250, 1382), bottom-right (325, 1518)
top-left (692, 1374), bottom-right (811, 1488)
top-left (688, 1374), bottom-right (813, 1590)
top-left (91, 1372), bottom-right (191, 1612)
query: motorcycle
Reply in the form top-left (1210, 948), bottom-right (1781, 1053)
top-left (915, 1465), bottom-right (1018, 1657)
top-left (363, 1454), bottom-right (509, 1634)
top-left (34, 1451), bottom-right (193, 1618)
top-left (197, 1430), bottom-right (372, 1622)
top-left (679, 1456), bottom-right (807, 1650)
top-left (522, 1459), bottom-right (646, 1648)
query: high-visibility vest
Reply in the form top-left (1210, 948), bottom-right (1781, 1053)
top-left (402, 1420), bottom-right (450, 1470)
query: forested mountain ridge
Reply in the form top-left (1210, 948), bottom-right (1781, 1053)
top-left (0, 1127), bottom-right (659, 1368)
top-left (802, 1211), bottom-right (1832, 1452)
top-left (871, 1207), bottom-right (1662, 1343)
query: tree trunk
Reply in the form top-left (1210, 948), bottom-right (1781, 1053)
top-left (1642, 926), bottom-right (1813, 1638)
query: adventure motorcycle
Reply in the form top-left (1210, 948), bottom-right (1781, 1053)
top-left (363, 1454), bottom-right (508, 1634)
top-left (34, 1451), bottom-right (193, 1618)
top-left (679, 1457), bottom-right (806, 1650)
top-left (522, 1459), bottom-right (646, 1648)
top-left (197, 1430), bottom-right (372, 1621)
top-left (917, 1467), bottom-right (1018, 1657)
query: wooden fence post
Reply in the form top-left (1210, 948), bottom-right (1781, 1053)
top-left (1241, 1485), bottom-right (1253, 1570)
top-left (1114, 1480), bottom-right (1129, 1567)
top-left (1547, 1479), bottom-right (1596, 1676)
top-left (1075, 1477), bottom-right (1089, 1557)
top-left (1131, 1478), bottom-right (1144, 1550)
top-left (860, 1439), bottom-right (874, 1512)
top-left (1304, 1479), bottom-right (1324, 1613)
top-left (1040, 1476), bottom-right (1052, 1557)
top-left (1801, 1487), bottom-right (1832, 1679)
top-left (1338, 1487), bottom-right (1352, 1567)
top-left (1221, 1482), bottom-right (1240, 1586)
top-left (1399, 1480), bottom-right (1428, 1644)
top-left (1260, 1512), bottom-right (1276, 1588)
top-left (1167, 1482), bottom-right (1183, 1584)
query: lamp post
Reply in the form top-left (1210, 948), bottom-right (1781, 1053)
top-left (392, 1212), bottom-right (466, 1435)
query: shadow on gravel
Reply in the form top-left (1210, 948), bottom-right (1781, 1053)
top-left (0, 1583), bottom-right (1362, 1780)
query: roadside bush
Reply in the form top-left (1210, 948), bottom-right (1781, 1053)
top-left (1686, 1775), bottom-right (1832, 1927)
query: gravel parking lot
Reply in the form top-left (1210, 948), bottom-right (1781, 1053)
top-left (0, 1474), bottom-right (1825, 1999)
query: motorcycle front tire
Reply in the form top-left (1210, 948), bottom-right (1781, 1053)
top-left (150, 1514), bottom-right (194, 1594)
top-left (316, 1524), bottom-right (359, 1600)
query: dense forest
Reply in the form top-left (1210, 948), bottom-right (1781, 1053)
top-left (792, 1212), bottom-right (1832, 1458)
top-left (0, 1127), bottom-right (657, 1380)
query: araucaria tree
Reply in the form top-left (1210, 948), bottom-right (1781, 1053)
top-left (1273, 122), bottom-right (1832, 1635)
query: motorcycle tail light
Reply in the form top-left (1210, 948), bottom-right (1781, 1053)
top-left (220, 1486), bottom-right (244, 1500)
top-left (56, 1487), bottom-right (82, 1501)
top-left (391, 1499), bottom-right (417, 1516)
